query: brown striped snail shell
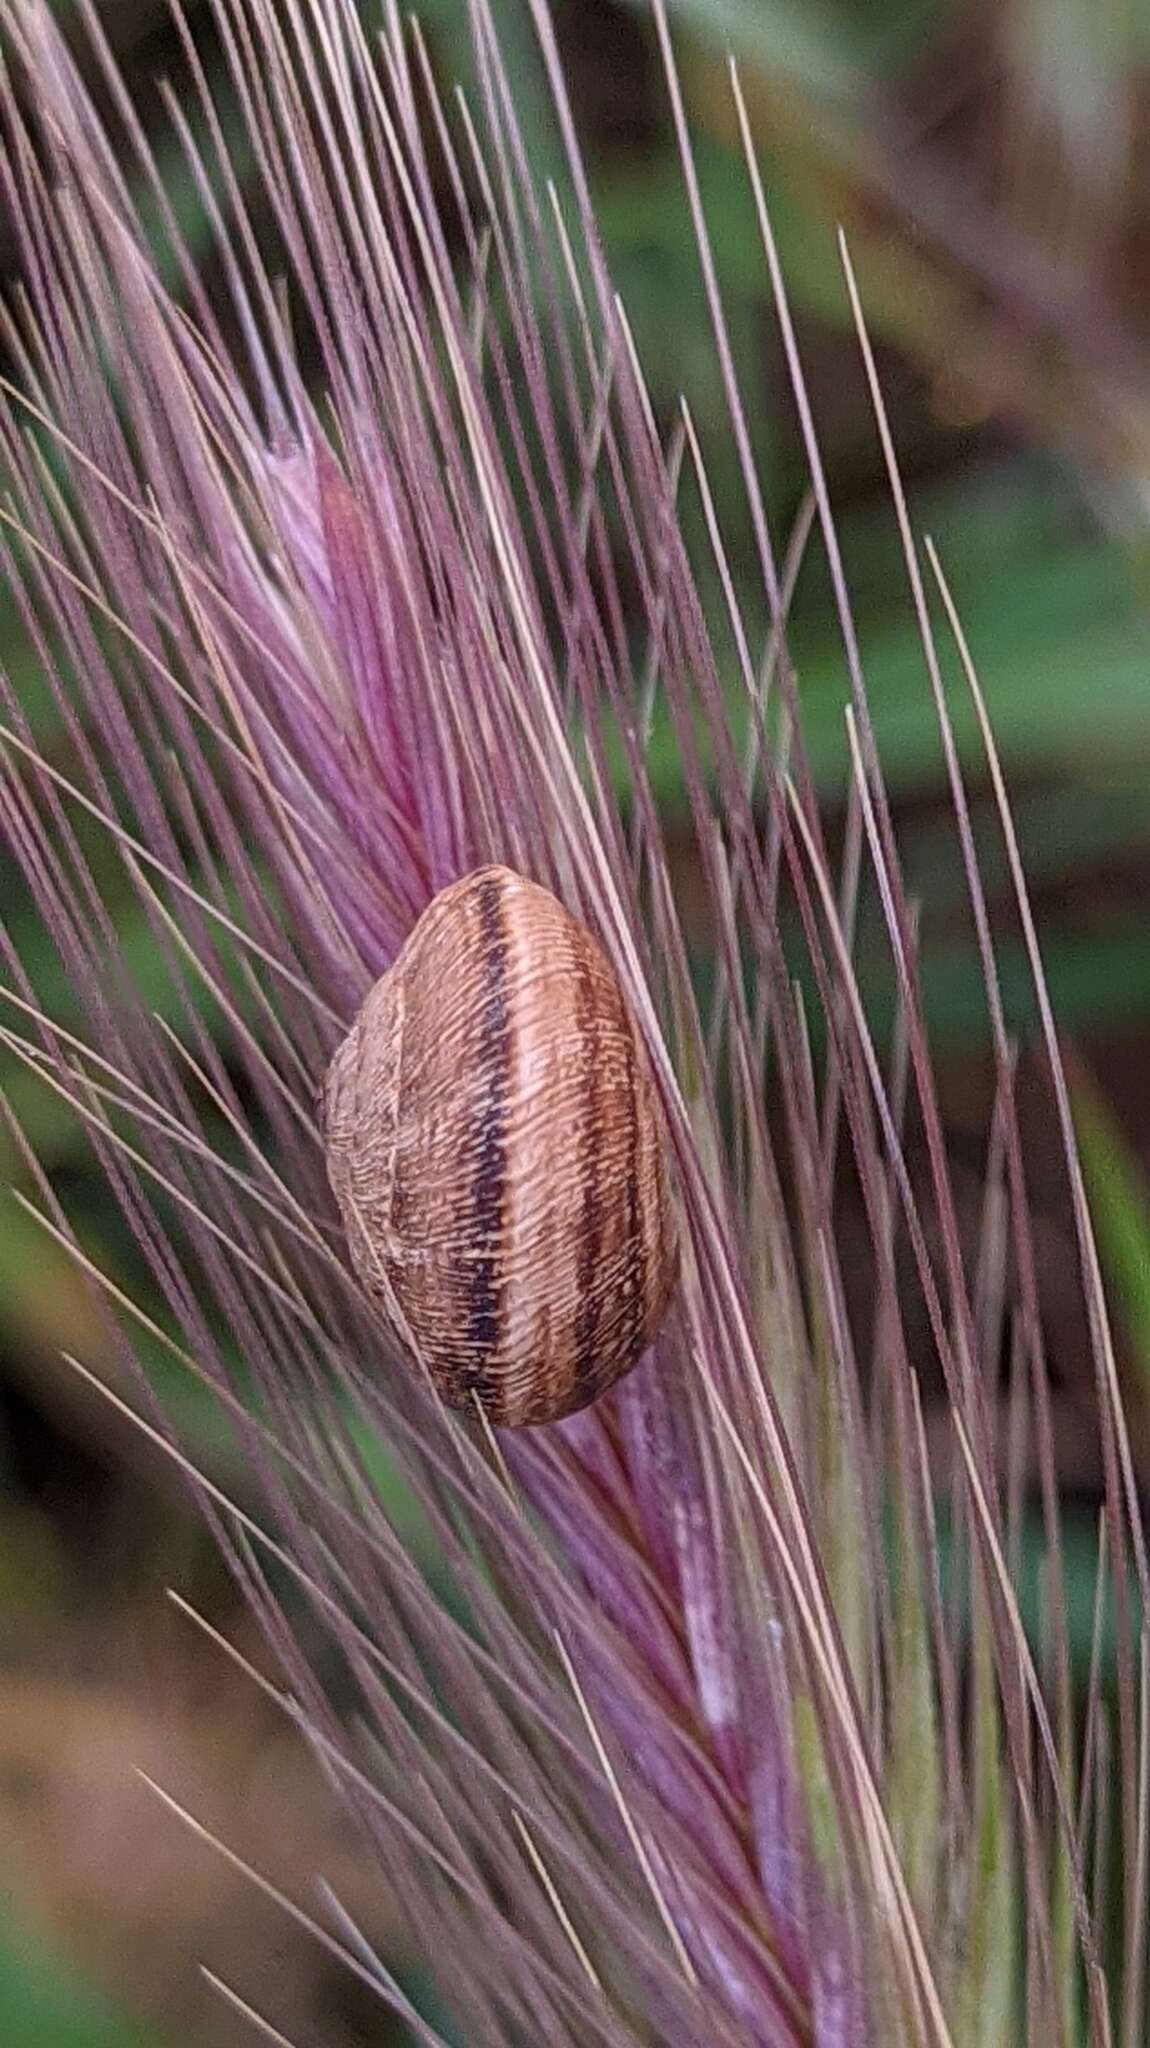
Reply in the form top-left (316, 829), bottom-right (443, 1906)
top-left (322, 865), bottom-right (677, 1427)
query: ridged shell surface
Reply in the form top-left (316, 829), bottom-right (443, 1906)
top-left (323, 865), bottom-right (676, 1426)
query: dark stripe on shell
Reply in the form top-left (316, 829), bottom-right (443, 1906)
top-left (572, 953), bottom-right (605, 1406)
top-left (465, 873), bottom-right (510, 1415)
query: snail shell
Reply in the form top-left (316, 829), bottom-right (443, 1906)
top-left (323, 865), bottom-right (677, 1426)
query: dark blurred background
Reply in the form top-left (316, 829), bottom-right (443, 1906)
top-left (4, 0), bottom-right (1150, 2039)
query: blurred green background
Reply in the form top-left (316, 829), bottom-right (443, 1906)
top-left (5, 0), bottom-right (1150, 2039)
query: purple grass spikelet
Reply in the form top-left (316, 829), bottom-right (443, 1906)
top-left (0, 0), bottom-right (1145, 2042)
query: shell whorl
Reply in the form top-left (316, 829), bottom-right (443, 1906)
top-left (323, 865), bottom-right (677, 1427)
